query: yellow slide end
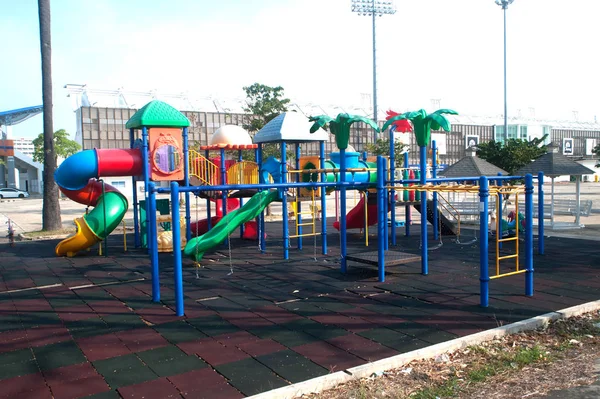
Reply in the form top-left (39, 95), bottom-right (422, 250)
top-left (55, 217), bottom-right (101, 257)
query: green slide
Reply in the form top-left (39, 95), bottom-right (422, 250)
top-left (85, 191), bottom-right (129, 239)
top-left (184, 190), bottom-right (279, 261)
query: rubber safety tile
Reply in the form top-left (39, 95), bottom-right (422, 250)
top-left (256, 349), bottom-right (328, 383)
top-left (215, 357), bottom-right (288, 396)
top-left (167, 368), bottom-right (244, 399)
top-left (93, 353), bottom-right (158, 389)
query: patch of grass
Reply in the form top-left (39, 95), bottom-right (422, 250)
top-left (22, 228), bottom-right (73, 238)
top-left (411, 377), bottom-right (460, 399)
top-left (468, 364), bottom-right (497, 382)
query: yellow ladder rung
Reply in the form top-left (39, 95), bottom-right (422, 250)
top-left (296, 212), bottom-right (314, 216)
top-left (490, 269), bottom-right (526, 279)
top-left (498, 254), bottom-right (519, 261)
top-left (289, 232), bottom-right (320, 238)
top-left (297, 222), bottom-right (315, 227)
top-left (498, 236), bottom-right (518, 243)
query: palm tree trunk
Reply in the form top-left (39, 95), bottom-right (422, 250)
top-left (38, 0), bottom-right (61, 231)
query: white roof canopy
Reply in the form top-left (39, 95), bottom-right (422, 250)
top-left (253, 112), bottom-right (329, 144)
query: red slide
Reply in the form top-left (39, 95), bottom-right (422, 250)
top-left (333, 196), bottom-right (379, 230)
top-left (190, 198), bottom-right (259, 240)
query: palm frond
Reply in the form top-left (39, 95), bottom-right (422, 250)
top-left (428, 113), bottom-right (452, 132)
top-left (432, 108), bottom-right (458, 116)
top-left (382, 114), bottom-right (409, 132)
top-left (309, 115), bottom-right (333, 133)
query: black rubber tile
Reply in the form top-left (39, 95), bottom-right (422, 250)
top-left (0, 317), bottom-right (22, 333)
top-left (249, 325), bottom-right (318, 348)
top-left (200, 297), bottom-right (248, 313)
top-left (303, 297), bottom-right (355, 312)
top-left (187, 314), bottom-right (240, 337)
top-left (33, 341), bottom-right (86, 371)
top-left (137, 345), bottom-right (206, 377)
top-left (278, 301), bottom-right (332, 317)
top-left (0, 348), bottom-right (34, 366)
top-left (75, 289), bottom-right (113, 301)
top-left (256, 349), bottom-right (328, 383)
top-left (93, 353), bottom-right (158, 388)
top-left (19, 311), bottom-right (62, 328)
top-left (282, 318), bottom-right (348, 341)
top-left (84, 390), bottom-right (122, 399)
top-left (65, 317), bottom-right (110, 339)
top-left (227, 294), bottom-right (273, 310)
top-left (153, 320), bottom-right (207, 344)
top-left (215, 357), bottom-right (288, 396)
top-left (48, 297), bottom-right (86, 308)
top-left (102, 313), bottom-right (146, 333)
top-left (0, 359), bottom-right (38, 380)
top-left (358, 328), bottom-right (429, 353)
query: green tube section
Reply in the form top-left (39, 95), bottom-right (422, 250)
top-left (184, 190), bottom-right (279, 262)
top-left (302, 160), bottom-right (377, 188)
top-left (83, 191), bottom-right (129, 239)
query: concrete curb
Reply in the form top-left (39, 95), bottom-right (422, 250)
top-left (246, 299), bottom-right (600, 399)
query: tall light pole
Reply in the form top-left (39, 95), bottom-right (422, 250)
top-left (495, 0), bottom-right (514, 142)
top-left (351, 0), bottom-right (396, 123)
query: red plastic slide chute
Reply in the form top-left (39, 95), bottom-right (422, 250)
top-left (333, 196), bottom-right (378, 230)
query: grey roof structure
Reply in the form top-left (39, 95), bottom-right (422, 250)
top-left (516, 151), bottom-right (595, 177)
top-left (439, 155), bottom-right (507, 177)
top-left (252, 112), bottom-right (329, 144)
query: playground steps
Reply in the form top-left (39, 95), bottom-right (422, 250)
top-left (413, 200), bottom-right (458, 236)
top-left (347, 250), bottom-right (421, 267)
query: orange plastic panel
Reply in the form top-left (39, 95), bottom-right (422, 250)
top-left (149, 128), bottom-right (184, 181)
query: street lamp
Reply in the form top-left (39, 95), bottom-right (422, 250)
top-left (495, 0), bottom-right (514, 143)
top-left (351, 0), bottom-right (396, 123)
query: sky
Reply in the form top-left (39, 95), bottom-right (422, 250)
top-left (1, 0), bottom-right (599, 139)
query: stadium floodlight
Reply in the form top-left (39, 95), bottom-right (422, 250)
top-left (351, 0), bottom-right (397, 124)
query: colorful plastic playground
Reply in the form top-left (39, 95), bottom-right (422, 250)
top-left (52, 101), bottom-right (545, 316)
top-left (4, 100), bottom-right (600, 398)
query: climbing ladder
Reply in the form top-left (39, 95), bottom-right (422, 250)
top-left (189, 150), bottom-right (219, 186)
top-left (492, 188), bottom-right (523, 280)
top-left (289, 188), bottom-right (320, 240)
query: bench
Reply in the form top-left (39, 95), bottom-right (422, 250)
top-left (518, 199), bottom-right (593, 219)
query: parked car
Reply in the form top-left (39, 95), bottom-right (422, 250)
top-left (0, 188), bottom-right (30, 199)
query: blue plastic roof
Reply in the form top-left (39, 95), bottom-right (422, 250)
top-left (0, 105), bottom-right (44, 126)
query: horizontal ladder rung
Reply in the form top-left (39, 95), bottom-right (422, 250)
top-left (289, 232), bottom-right (320, 238)
top-left (490, 269), bottom-right (526, 279)
top-left (498, 237), bottom-right (519, 243)
top-left (498, 254), bottom-right (519, 260)
top-left (296, 222), bottom-right (316, 227)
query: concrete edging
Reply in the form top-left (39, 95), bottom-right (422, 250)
top-left (246, 299), bottom-right (600, 399)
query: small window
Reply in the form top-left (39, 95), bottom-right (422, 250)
top-left (110, 181), bottom-right (126, 188)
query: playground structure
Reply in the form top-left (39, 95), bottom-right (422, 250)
top-left (54, 101), bottom-right (544, 317)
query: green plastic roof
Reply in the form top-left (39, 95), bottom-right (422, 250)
top-left (125, 100), bottom-right (190, 129)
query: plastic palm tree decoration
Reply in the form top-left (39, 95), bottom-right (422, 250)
top-left (309, 113), bottom-right (379, 150)
top-left (381, 109), bottom-right (458, 147)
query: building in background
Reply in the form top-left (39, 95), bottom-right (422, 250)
top-left (12, 138), bottom-right (35, 158)
top-left (65, 85), bottom-right (600, 189)
top-left (0, 106), bottom-right (44, 193)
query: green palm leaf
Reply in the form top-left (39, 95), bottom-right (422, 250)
top-left (432, 108), bottom-right (458, 116)
top-left (309, 115), bottom-right (332, 133)
top-left (428, 113), bottom-right (452, 132)
top-left (382, 113), bottom-right (409, 132)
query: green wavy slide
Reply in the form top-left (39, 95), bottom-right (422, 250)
top-left (184, 190), bottom-right (279, 262)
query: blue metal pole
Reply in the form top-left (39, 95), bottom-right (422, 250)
top-left (148, 182), bottom-right (160, 302)
top-left (479, 176), bottom-right (490, 307)
top-left (295, 143), bottom-right (302, 250)
top-left (205, 149), bottom-right (212, 231)
top-left (525, 174), bottom-right (534, 296)
top-left (219, 148), bottom-right (227, 246)
top-left (419, 146), bottom-right (428, 275)
top-left (130, 128), bottom-right (140, 248)
top-left (383, 157), bottom-right (389, 251)
top-left (258, 144), bottom-right (266, 253)
top-left (170, 182), bottom-right (184, 316)
top-left (281, 142), bottom-right (289, 260)
top-left (320, 142), bottom-right (327, 255)
top-left (377, 156), bottom-right (386, 282)
top-left (142, 127), bottom-right (150, 252)
top-left (340, 148), bottom-right (348, 273)
top-left (389, 128), bottom-right (396, 246)
top-left (497, 172), bottom-right (503, 249)
top-left (404, 152), bottom-right (410, 236)
top-left (238, 150), bottom-right (244, 239)
top-left (537, 171), bottom-right (544, 255)
top-left (432, 140), bottom-right (438, 241)
top-left (183, 127), bottom-right (191, 242)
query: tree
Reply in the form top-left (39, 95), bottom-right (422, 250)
top-left (593, 143), bottom-right (600, 167)
top-left (365, 138), bottom-right (408, 166)
top-left (38, 0), bottom-right (62, 231)
top-left (242, 83), bottom-right (291, 161)
top-left (476, 136), bottom-right (547, 175)
top-left (32, 129), bottom-right (80, 164)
